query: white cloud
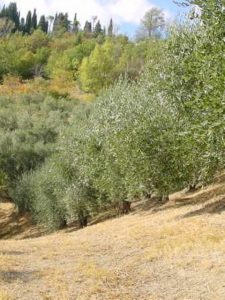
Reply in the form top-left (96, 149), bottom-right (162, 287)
top-left (0, 0), bottom-right (162, 27)
top-left (105, 0), bottom-right (154, 24)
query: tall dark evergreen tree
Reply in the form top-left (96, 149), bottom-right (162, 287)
top-left (20, 17), bottom-right (25, 33)
top-left (52, 13), bottom-right (58, 32)
top-left (25, 10), bottom-right (32, 33)
top-left (0, 3), bottom-right (20, 31)
top-left (60, 13), bottom-right (70, 31)
top-left (94, 20), bottom-right (103, 36)
top-left (84, 21), bottom-right (92, 33)
top-left (108, 18), bottom-right (113, 36)
top-left (0, 5), bottom-right (7, 18)
top-left (38, 15), bottom-right (48, 33)
top-left (72, 13), bottom-right (79, 33)
top-left (7, 2), bottom-right (20, 30)
top-left (31, 9), bottom-right (37, 30)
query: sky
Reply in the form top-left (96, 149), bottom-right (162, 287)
top-left (0, 0), bottom-right (187, 37)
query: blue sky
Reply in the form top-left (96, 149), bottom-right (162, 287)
top-left (0, 0), bottom-right (187, 37)
top-left (121, 0), bottom-right (187, 37)
top-left (153, 0), bottom-right (183, 14)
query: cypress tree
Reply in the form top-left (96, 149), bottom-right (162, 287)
top-left (25, 10), bottom-right (32, 33)
top-left (38, 15), bottom-right (48, 33)
top-left (31, 9), bottom-right (37, 30)
top-left (8, 2), bottom-right (20, 30)
top-left (108, 18), bottom-right (113, 36)
top-left (52, 13), bottom-right (58, 32)
top-left (64, 13), bottom-right (70, 31)
top-left (84, 21), bottom-right (92, 33)
top-left (45, 20), bottom-right (49, 33)
top-left (0, 5), bottom-right (6, 18)
top-left (72, 13), bottom-right (79, 33)
top-left (0, 3), bottom-right (20, 31)
top-left (20, 17), bottom-right (25, 33)
top-left (94, 20), bottom-right (103, 36)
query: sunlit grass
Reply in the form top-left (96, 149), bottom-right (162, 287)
top-left (2, 179), bottom-right (225, 298)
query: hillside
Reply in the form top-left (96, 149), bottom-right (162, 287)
top-left (1, 178), bottom-right (225, 299)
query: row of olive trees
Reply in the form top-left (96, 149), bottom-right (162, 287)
top-left (0, 93), bottom-right (76, 203)
top-left (11, 0), bottom-right (225, 230)
top-left (12, 76), bottom-right (217, 229)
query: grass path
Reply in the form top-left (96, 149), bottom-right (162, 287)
top-left (1, 181), bottom-right (225, 299)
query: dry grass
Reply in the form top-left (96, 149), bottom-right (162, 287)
top-left (0, 75), bottom-right (95, 102)
top-left (2, 180), bottom-right (225, 299)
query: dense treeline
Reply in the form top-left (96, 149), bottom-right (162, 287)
top-left (1, 0), bottom-right (225, 230)
top-left (0, 31), bottom-right (158, 96)
top-left (0, 2), bottom-right (108, 35)
top-left (0, 3), bottom-right (165, 96)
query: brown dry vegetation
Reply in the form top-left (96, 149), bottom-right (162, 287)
top-left (2, 179), bottom-right (225, 299)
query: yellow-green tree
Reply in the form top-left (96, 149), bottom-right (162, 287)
top-left (79, 39), bottom-right (121, 93)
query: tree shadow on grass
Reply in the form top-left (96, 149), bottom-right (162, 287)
top-left (151, 184), bottom-right (225, 214)
top-left (0, 203), bottom-right (41, 239)
top-left (0, 251), bottom-right (25, 256)
top-left (134, 197), bottom-right (165, 213)
top-left (65, 209), bottom-right (121, 233)
top-left (182, 197), bottom-right (225, 218)
top-left (0, 270), bottom-right (38, 283)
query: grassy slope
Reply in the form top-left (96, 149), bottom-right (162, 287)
top-left (1, 178), bottom-right (225, 299)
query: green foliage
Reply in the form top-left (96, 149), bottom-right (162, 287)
top-left (0, 93), bottom-right (74, 188)
top-left (46, 39), bottom-right (96, 80)
top-left (0, 4), bottom-right (160, 93)
top-left (0, 23), bottom-right (152, 92)
top-left (0, 170), bottom-right (7, 192)
top-left (0, 32), bottom-right (50, 79)
top-left (79, 37), bottom-right (165, 93)
top-left (163, 11), bottom-right (225, 182)
top-left (53, 13), bottom-right (70, 35)
top-left (79, 38), bottom-right (126, 93)
top-left (94, 21), bottom-right (103, 37)
top-left (3, 0), bottom-right (225, 234)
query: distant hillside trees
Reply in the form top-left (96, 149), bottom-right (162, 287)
top-left (0, 2), bottom-right (112, 37)
top-left (0, 2), bottom-right (165, 94)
